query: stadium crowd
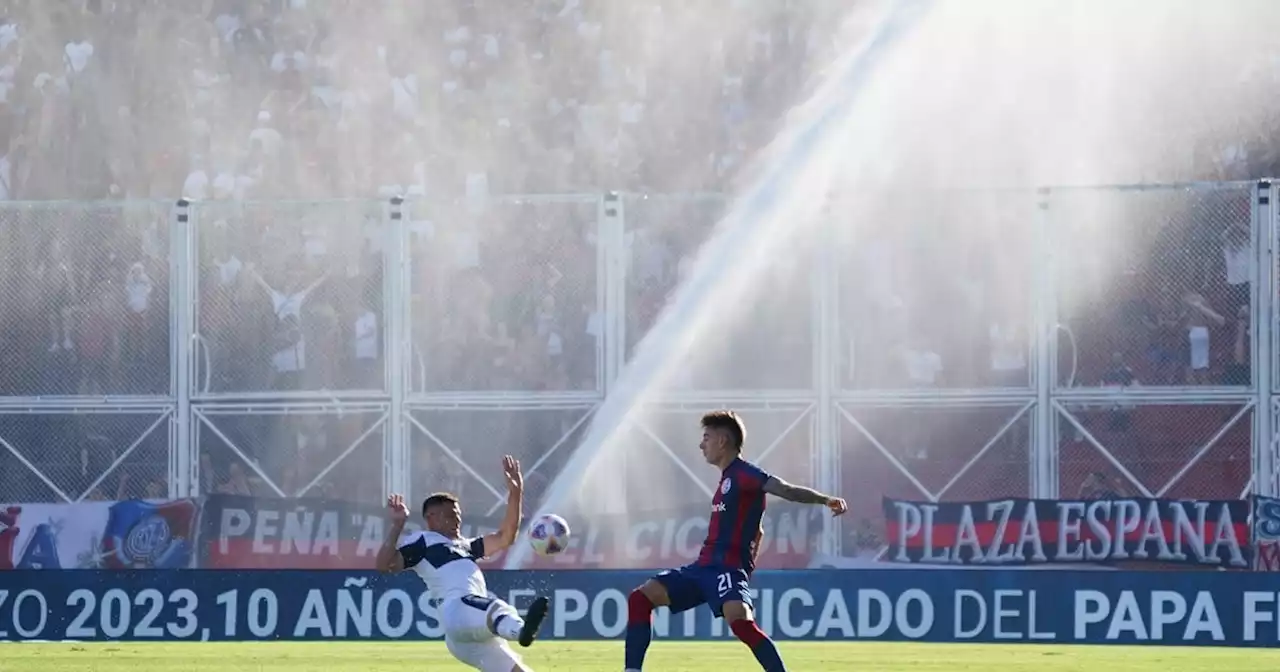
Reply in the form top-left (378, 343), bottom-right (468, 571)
top-left (0, 0), bottom-right (1268, 552)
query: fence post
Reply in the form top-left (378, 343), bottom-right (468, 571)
top-left (814, 196), bottom-right (839, 557)
top-left (602, 191), bottom-right (624, 394)
top-left (1033, 188), bottom-right (1058, 498)
top-left (1254, 180), bottom-right (1274, 497)
top-left (386, 196), bottom-right (409, 500)
top-left (170, 198), bottom-right (194, 497)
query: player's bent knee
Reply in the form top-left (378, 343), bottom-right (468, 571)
top-left (638, 579), bottom-right (670, 607)
top-left (721, 600), bottom-right (752, 623)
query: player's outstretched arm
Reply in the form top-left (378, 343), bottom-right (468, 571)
top-left (481, 455), bottom-right (524, 556)
top-left (376, 493), bottom-right (410, 573)
top-left (762, 476), bottom-right (848, 516)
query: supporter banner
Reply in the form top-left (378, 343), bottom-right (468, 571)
top-left (884, 497), bottom-right (1251, 569)
top-left (5, 569), bottom-right (1280, 645)
top-left (200, 494), bottom-right (819, 570)
top-left (199, 495), bottom-right (409, 570)
top-left (1253, 496), bottom-right (1280, 571)
top-left (0, 500), bottom-right (198, 570)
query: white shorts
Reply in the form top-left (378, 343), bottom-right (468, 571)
top-left (441, 595), bottom-right (525, 671)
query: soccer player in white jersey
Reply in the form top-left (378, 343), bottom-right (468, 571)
top-left (377, 455), bottom-right (550, 672)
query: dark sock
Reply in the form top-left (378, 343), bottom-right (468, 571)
top-left (731, 619), bottom-right (787, 672)
top-left (624, 590), bottom-right (655, 669)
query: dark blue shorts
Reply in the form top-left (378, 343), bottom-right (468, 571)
top-left (653, 564), bottom-right (752, 618)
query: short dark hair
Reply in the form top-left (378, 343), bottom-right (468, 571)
top-left (422, 492), bottom-right (459, 517)
top-left (701, 410), bottom-right (745, 451)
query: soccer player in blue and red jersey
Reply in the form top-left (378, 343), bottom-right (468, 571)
top-left (622, 410), bottom-right (847, 672)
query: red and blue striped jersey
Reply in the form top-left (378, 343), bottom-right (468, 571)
top-left (695, 458), bottom-right (772, 571)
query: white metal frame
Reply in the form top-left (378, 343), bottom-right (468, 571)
top-left (0, 404), bottom-right (173, 503)
top-left (3, 179), bottom-right (1277, 557)
top-left (1053, 399), bottom-right (1254, 499)
top-left (402, 401), bottom-right (600, 515)
top-left (192, 402), bottom-right (389, 498)
top-left (835, 399), bottom-right (1036, 503)
top-left (622, 400), bottom-right (818, 496)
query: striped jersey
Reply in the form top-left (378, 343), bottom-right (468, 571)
top-left (695, 458), bottom-right (772, 571)
top-left (397, 530), bottom-right (488, 603)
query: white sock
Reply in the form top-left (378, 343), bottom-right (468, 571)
top-left (494, 613), bottom-right (524, 641)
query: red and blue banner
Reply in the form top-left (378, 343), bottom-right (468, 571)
top-left (883, 496), bottom-right (1252, 569)
top-left (0, 500), bottom-right (197, 570)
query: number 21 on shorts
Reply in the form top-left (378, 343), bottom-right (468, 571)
top-left (716, 572), bottom-right (733, 597)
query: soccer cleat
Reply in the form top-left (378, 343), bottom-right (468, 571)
top-left (518, 596), bottom-right (550, 647)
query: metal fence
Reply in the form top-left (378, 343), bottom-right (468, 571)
top-left (0, 181), bottom-right (1273, 555)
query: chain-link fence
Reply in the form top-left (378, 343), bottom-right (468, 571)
top-left (623, 194), bottom-right (813, 390)
top-left (407, 197), bottom-right (601, 393)
top-left (194, 407), bottom-right (387, 504)
top-left (407, 406), bottom-right (597, 517)
top-left (834, 191), bottom-right (1035, 390)
top-left (0, 187), bottom-right (1271, 558)
top-left (616, 404), bottom-right (815, 511)
top-left (0, 201), bottom-right (172, 397)
top-left (837, 403), bottom-right (1033, 557)
top-left (0, 410), bottom-right (171, 503)
top-left (1056, 402), bottom-right (1252, 500)
top-left (193, 200), bottom-right (387, 395)
top-left (1048, 184), bottom-right (1253, 388)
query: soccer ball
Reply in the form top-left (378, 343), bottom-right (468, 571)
top-left (527, 514), bottom-right (571, 556)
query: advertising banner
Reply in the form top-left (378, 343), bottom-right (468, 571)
top-left (0, 500), bottom-right (198, 570)
top-left (200, 494), bottom-right (820, 570)
top-left (883, 497), bottom-right (1252, 569)
top-left (4, 569), bottom-right (1280, 645)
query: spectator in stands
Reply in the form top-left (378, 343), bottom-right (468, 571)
top-left (1078, 471), bottom-right (1126, 499)
top-left (1101, 352), bottom-right (1138, 388)
top-left (1221, 219), bottom-right (1250, 310)
top-left (246, 264), bottom-right (328, 391)
top-left (1183, 290), bottom-right (1225, 385)
top-left (988, 314), bottom-right (1026, 387)
top-left (200, 452), bottom-right (216, 495)
top-left (1141, 287), bottom-right (1186, 385)
top-left (1224, 304), bottom-right (1250, 385)
top-left (1101, 352), bottom-right (1138, 431)
top-left (217, 461), bottom-right (252, 496)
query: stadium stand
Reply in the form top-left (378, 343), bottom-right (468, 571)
top-left (0, 1), bottom-right (1267, 561)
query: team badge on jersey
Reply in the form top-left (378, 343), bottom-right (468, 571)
top-left (721, 478), bottom-right (732, 494)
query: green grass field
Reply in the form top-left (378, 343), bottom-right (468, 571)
top-left (1, 641), bottom-right (1278, 671)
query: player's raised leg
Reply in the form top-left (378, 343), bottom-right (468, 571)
top-left (482, 595), bottom-right (550, 648)
top-left (518, 595), bottom-right (550, 647)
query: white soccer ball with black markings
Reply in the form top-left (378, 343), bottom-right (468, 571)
top-left (527, 514), bottom-right (571, 556)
